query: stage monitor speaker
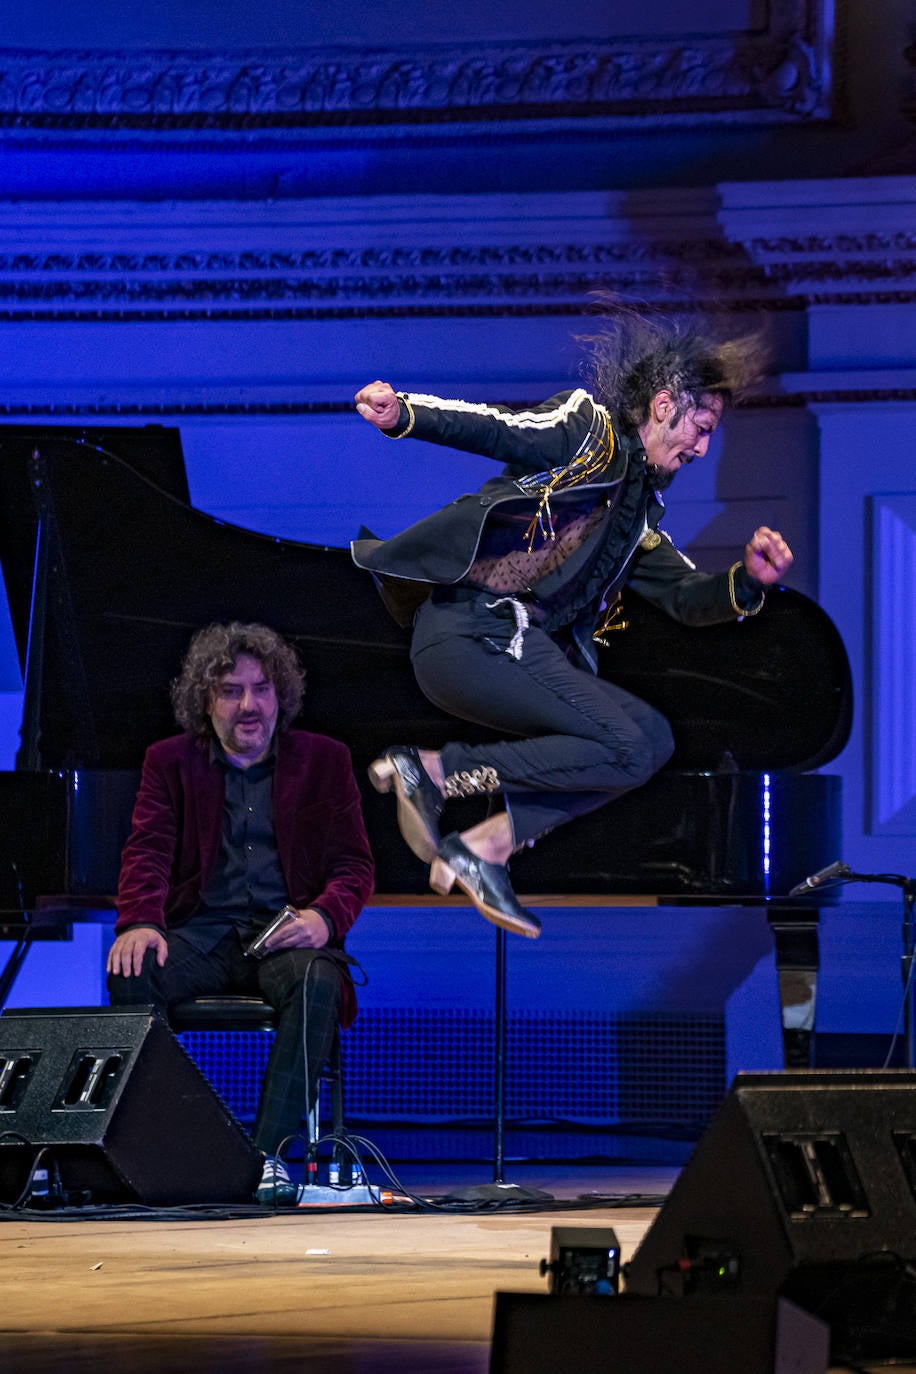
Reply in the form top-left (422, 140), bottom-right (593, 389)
top-left (0, 1005), bottom-right (263, 1205)
top-left (624, 1069), bottom-right (916, 1361)
top-left (490, 1292), bottom-right (829, 1374)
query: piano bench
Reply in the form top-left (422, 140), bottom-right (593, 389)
top-left (168, 995), bottom-right (345, 1150)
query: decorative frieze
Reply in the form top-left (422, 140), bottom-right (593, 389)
top-left (0, 7), bottom-right (833, 129)
top-left (0, 248), bottom-right (779, 320)
top-left (0, 195), bottom-right (912, 321)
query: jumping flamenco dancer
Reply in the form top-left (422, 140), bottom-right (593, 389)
top-left (351, 307), bottom-right (793, 939)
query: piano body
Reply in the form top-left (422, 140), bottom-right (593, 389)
top-left (0, 426), bottom-right (853, 1069)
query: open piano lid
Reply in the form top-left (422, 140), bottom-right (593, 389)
top-left (0, 427), bottom-right (852, 775)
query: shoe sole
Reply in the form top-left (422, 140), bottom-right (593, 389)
top-left (430, 857), bottom-right (541, 939)
top-left (370, 755), bottom-right (439, 865)
top-left (255, 1182), bottom-right (298, 1205)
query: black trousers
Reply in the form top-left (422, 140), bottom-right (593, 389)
top-left (410, 594), bottom-right (674, 848)
top-left (108, 926), bottom-right (342, 1156)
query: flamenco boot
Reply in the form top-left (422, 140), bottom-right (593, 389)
top-left (368, 745), bottom-right (444, 864)
top-left (430, 833), bottom-right (541, 940)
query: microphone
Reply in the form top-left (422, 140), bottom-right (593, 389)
top-left (788, 860), bottom-right (850, 898)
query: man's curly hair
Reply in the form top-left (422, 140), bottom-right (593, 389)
top-left (579, 298), bottom-right (766, 428)
top-left (171, 621), bottom-right (305, 740)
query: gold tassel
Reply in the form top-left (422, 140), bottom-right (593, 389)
top-left (592, 594), bottom-right (629, 646)
top-left (519, 416), bottom-right (615, 553)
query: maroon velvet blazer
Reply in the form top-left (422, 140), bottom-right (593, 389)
top-left (116, 729), bottom-right (375, 1023)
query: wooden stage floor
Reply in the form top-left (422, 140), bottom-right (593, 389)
top-left (0, 1162), bottom-right (912, 1373)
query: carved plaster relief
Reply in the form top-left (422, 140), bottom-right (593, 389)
top-left (0, 4), bottom-right (834, 128)
top-left (0, 196), bottom-right (911, 326)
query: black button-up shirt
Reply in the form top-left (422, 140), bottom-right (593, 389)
top-left (201, 744), bottom-right (288, 916)
top-left (177, 742), bottom-right (290, 953)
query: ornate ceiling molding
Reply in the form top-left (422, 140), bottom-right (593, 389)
top-left (0, 238), bottom-right (768, 319)
top-left (0, 6), bottom-right (834, 130)
top-left (0, 179), bottom-right (911, 418)
top-left (0, 227), bottom-right (910, 320)
top-left (716, 178), bottom-right (916, 302)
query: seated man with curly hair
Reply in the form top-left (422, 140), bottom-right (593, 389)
top-left (107, 622), bottom-right (375, 1203)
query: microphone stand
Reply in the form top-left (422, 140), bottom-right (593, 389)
top-left (791, 869), bottom-right (916, 1068)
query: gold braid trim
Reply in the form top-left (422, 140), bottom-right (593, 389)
top-left (519, 412), bottom-right (615, 553)
top-left (728, 561), bottom-right (765, 617)
top-left (389, 395), bottom-right (416, 439)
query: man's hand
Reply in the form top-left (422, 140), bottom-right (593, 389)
top-left (107, 927), bottom-right (168, 977)
top-left (265, 908), bottom-right (330, 951)
top-left (355, 380), bottom-right (400, 430)
top-left (743, 526), bottom-right (793, 586)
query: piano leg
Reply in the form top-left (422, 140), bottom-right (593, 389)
top-left (767, 906), bottom-right (820, 1068)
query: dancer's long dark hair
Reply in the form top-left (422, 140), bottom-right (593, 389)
top-left (580, 298), bottom-right (766, 426)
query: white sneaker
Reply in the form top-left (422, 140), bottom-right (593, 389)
top-left (255, 1155), bottom-right (297, 1205)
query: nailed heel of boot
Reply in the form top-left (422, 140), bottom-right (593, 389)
top-left (368, 757), bottom-right (396, 792)
top-left (430, 859), bottom-right (455, 895)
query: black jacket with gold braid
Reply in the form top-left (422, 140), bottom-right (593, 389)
top-left (350, 389), bottom-right (764, 658)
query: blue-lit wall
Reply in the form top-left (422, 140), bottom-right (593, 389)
top-left (0, 2), bottom-right (914, 1116)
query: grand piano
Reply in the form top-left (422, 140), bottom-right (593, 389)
top-left (0, 426), bottom-right (853, 1071)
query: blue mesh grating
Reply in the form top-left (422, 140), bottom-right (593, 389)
top-left (177, 1029), bottom-right (271, 1120)
top-left (617, 1014), bottom-right (726, 1127)
top-left (178, 1009), bottom-right (724, 1134)
top-left (343, 1008), bottom-right (496, 1120)
top-left (507, 1010), bottom-right (619, 1122)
